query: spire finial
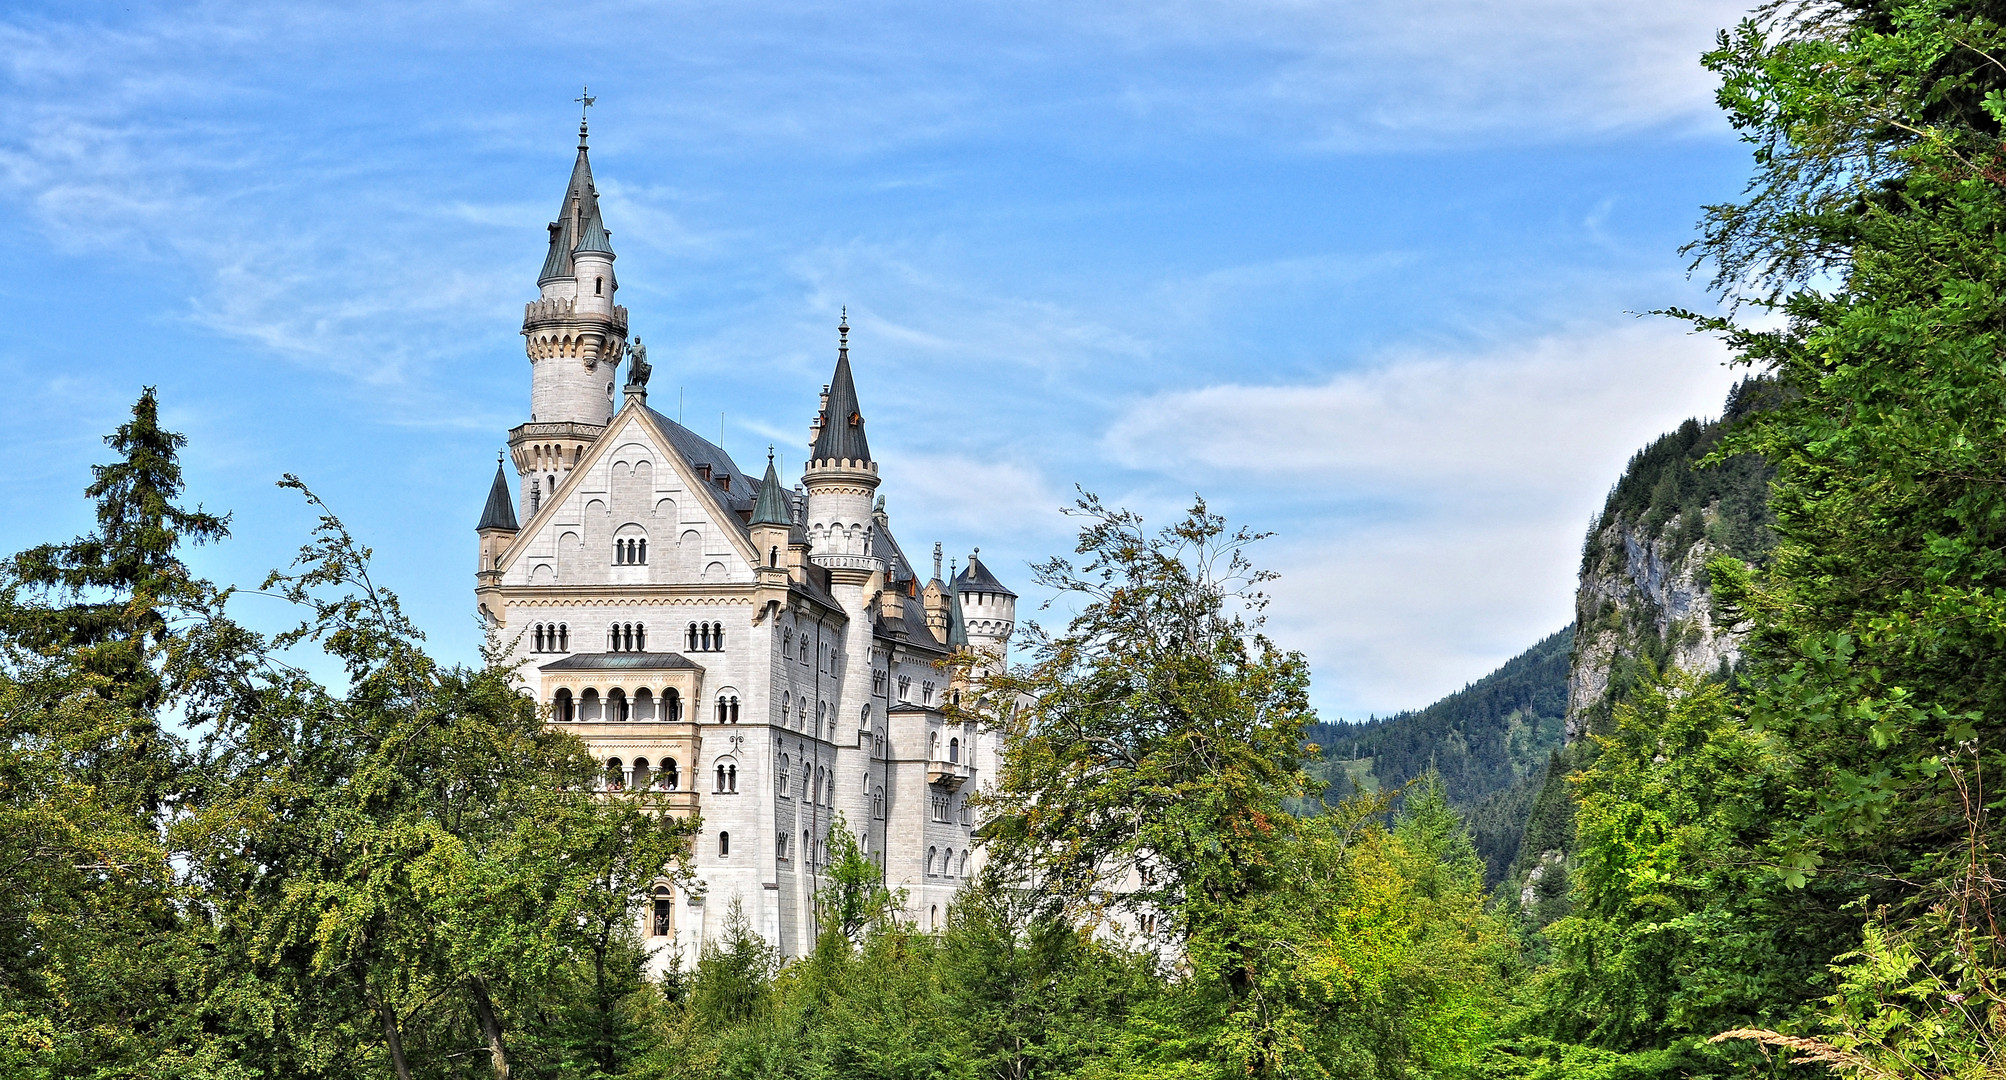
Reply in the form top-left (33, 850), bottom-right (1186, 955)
top-left (837, 307), bottom-right (849, 360)
top-left (767, 444), bottom-right (775, 465)
top-left (575, 86), bottom-right (596, 147)
top-left (497, 449), bottom-right (505, 465)
top-left (933, 541), bottom-right (943, 581)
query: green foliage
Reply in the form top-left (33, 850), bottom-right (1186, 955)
top-left (1308, 627), bottom-right (1573, 885)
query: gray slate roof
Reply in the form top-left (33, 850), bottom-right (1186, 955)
top-left (642, 406), bottom-right (759, 520)
top-left (539, 652), bottom-right (703, 672)
top-left (539, 135), bottom-right (609, 283)
top-left (811, 350), bottom-right (871, 463)
top-left (477, 461), bottom-right (518, 531)
top-left (954, 552), bottom-right (1016, 598)
top-left (751, 458), bottom-right (791, 526)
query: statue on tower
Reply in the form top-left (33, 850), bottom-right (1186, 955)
top-left (625, 337), bottom-right (652, 393)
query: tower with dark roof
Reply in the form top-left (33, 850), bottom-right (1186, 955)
top-left (801, 310), bottom-right (882, 583)
top-left (510, 120), bottom-right (630, 516)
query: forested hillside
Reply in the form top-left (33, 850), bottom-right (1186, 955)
top-left (1306, 626), bottom-right (1570, 883)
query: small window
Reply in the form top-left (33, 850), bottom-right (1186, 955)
top-left (595, 276), bottom-right (603, 295)
top-left (718, 831), bottom-right (729, 858)
top-left (948, 737), bottom-right (959, 764)
top-left (652, 887), bottom-right (673, 936)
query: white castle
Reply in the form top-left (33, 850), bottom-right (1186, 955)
top-left (472, 120), bottom-right (1016, 968)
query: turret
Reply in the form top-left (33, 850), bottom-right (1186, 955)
top-left (952, 550), bottom-right (1017, 672)
top-left (475, 455), bottom-right (519, 619)
top-left (750, 452), bottom-right (795, 618)
top-left (922, 543), bottom-right (950, 642)
top-left (802, 310), bottom-right (881, 583)
top-left (511, 120), bottom-right (629, 512)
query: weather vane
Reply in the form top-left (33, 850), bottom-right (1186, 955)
top-left (576, 86), bottom-right (596, 125)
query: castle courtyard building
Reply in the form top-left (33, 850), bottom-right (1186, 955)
top-left (473, 122), bottom-right (1015, 970)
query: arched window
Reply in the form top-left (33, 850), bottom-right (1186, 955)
top-left (595, 276), bottom-right (603, 295)
top-left (606, 757), bottom-right (625, 791)
top-left (558, 624), bottom-right (569, 651)
top-left (948, 737), bottom-right (959, 764)
top-left (534, 624), bottom-right (546, 652)
top-left (777, 755), bottom-right (790, 796)
top-left (944, 848), bottom-right (954, 877)
top-left (638, 538), bottom-right (647, 563)
top-left (581, 688), bottom-right (601, 722)
top-left (769, 545), bottom-right (779, 566)
top-left (634, 688), bottom-right (654, 721)
top-left (927, 847), bottom-right (938, 876)
top-left (729, 695), bottom-right (740, 723)
top-left (686, 623), bottom-right (698, 651)
top-left (665, 687), bottom-right (681, 722)
top-left (714, 763), bottom-right (726, 792)
top-left (652, 886), bottom-right (672, 936)
top-left (632, 757), bottom-right (651, 789)
top-left (699, 623), bottom-right (711, 651)
top-left (608, 688), bottom-right (629, 721)
top-left (959, 851), bottom-right (969, 877)
top-left (718, 831), bottom-right (729, 857)
top-left (609, 624), bottom-right (619, 651)
top-left (635, 623), bottom-right (646, 651)
top-left (930, 732), bottom-right (940, 760)
top-left (614, 539), bottom-right (624, 564)
top-left (715, 696), bottom-right (728, 724)
top-left (554, 688), bottom-right (574, 723)
top-left (713, 623), bottom-right (725, 650)
top-left (728, 764), bottom-right (738, 793)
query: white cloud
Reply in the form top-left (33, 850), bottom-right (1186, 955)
top-left (1103, 321), bottom-right (1746, 714)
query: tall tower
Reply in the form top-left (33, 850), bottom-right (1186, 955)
top-left (509, 119), bottom-right (629, 515)
top-left (802, 311), bottom-right (880, 570)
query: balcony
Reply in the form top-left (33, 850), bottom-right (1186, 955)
top-left (926, 760), bottom-right (971, 789)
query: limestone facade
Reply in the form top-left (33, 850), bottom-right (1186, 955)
top-left (473, 125), bottom-right (1015, 971)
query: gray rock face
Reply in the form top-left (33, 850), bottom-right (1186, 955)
top-left (1565, 513), bottom-right (1744, 740)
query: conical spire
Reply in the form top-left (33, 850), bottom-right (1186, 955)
top-left (811, 309), bottom-right (871, 464)
top-left (954, 548), bottom-right (1016, 598)
top-left (477, 457), bottom-right (519, 531)
top-left (947, 561), bottom-right (968, 647)
top-left (538, 130), bottom-right (608, 283)
top-left (752, 450), bottom-right (792, 526)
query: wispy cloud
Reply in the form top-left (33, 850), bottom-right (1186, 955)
top-left (1103, 321), bottom-right (1745, 712)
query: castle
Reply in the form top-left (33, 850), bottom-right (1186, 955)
top-left (471, 120), bottom-right (1016, 968)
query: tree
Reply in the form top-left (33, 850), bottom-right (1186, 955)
top-left (0, 388), bottom-right (235, 1079)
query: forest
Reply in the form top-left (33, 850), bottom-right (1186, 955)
top-left (9, 0), bottom-right (2006, 1075)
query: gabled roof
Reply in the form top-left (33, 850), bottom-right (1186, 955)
top-left (642, 406), bottom-right (758, 519)
top-left (954, 551), bottom-right (1016, 598)
top-left (811, 323), bottom-right (871, 464)
top-left (538, 131), bottom-right (609, 283)
top-left (477, 460), bottom-right (518, 532)
top-left (751, 457), bottom-right (791, 526)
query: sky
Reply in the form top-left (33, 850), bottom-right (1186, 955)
top-left (0, 0), bottom-right (1757, 719)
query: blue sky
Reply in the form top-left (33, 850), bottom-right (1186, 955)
top-left (0, 0), bottom-right (1754, 718)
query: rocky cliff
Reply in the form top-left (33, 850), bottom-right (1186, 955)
top-left (1564, 383), bottom-right (1776, 739)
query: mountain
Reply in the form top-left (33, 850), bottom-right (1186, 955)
top-left (1504, 378), bottom-right (1779, 923)
top-left (1305, 626), bottom-right (1572, 885)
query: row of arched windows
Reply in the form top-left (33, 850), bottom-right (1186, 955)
top-left (602, 756), bottom-right (678, 792)
top-left (532, 622), bottom-right (570, 653)
top-left (927, 846), bottom-right (967, 878)
top-left (552, 688), bottom-right (743, 725)
top-left (686, 622), bottom-right (724, 652)
top-left (609, 622), bottom-right (646, 652)
top-left (614, 537), bottom-right (648, 564)
top-left (554, 687), bottom-right (682, 722)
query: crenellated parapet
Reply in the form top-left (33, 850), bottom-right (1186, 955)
top-left (523, 300), bottom-right (629, 365)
